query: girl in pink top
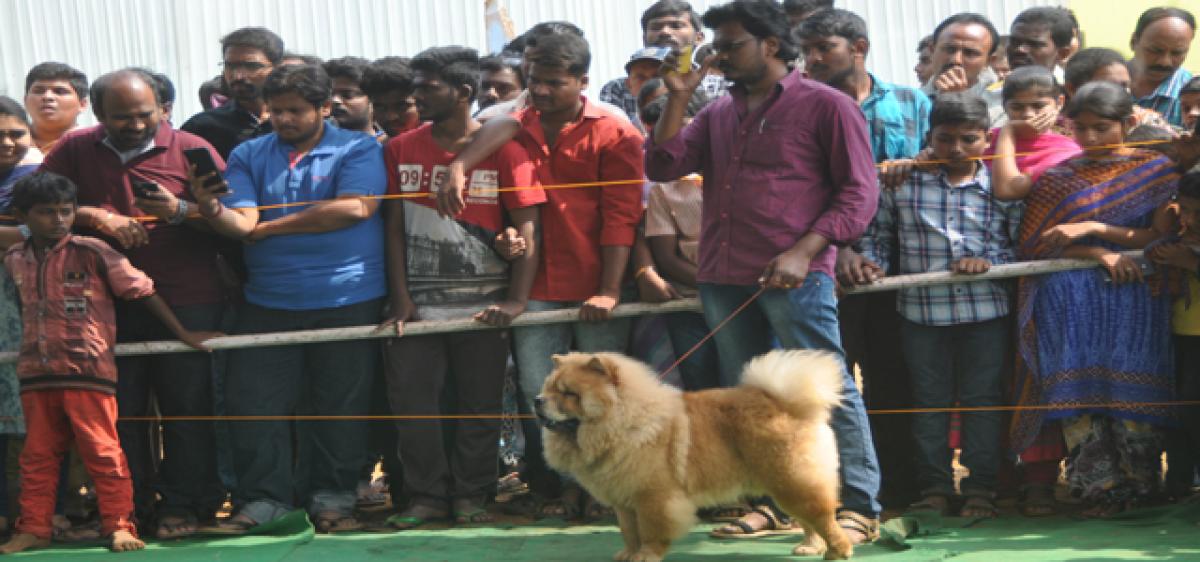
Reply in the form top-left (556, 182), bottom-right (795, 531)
top-left (989, 66), bottom-right (1082, 200)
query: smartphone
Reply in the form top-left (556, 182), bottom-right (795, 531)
top-left (183, 147), bottom-right (228, 193)
top-left (130, 179), bottom-right (163, 200)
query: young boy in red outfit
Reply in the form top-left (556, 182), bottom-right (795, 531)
top-left (0, 172), bottom-right (217, 554)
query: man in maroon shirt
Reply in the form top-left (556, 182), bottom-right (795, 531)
top-left (39, 68), bottom-right (225, 540)
top-left (645, 0), bottom-right (881, 548)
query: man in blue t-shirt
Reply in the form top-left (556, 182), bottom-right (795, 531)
top-left (188, 64), bottom-right (386, 532)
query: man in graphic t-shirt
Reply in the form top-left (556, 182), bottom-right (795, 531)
top-left (379, 46), bottom-right (544, 528)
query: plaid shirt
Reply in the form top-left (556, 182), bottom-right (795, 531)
top-left (1134, 67), bottom-right (1193, 128)
top-left (860, 166), bottom-right (1021, 326)
top-left (599, 78), bottom-right (640, 123)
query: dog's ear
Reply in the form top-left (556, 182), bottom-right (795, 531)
top-left (585, 356), bottom-right (619, 385)
top-left (550, 354), bottom-right (565, 368)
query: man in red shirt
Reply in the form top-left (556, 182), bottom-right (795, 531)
top-left (39, 68), bottom-right (227, 539)
top-left (378, 46), bottom-right (543, 529)
top-left (507, 32), bottom-right (644, 518)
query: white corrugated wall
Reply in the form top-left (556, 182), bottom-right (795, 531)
top-left (1, 0), bottom-right (1061, 126)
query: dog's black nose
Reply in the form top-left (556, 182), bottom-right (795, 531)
top-left (533, 396), bottom-right (545, 407)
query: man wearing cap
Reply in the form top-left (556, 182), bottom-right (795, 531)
top-left (600, 0), bottom-right (710, 123)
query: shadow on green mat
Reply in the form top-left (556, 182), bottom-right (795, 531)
top-left (6, 504), bottom-right (1199, 561)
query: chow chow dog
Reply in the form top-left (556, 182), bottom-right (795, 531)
top-left (534, 349), bottom-right (851, 561)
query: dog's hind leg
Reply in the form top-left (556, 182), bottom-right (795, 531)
top-left (614, 508), bottom-right (641, 561)
top-left (767, 488), bottom-right (851, 559)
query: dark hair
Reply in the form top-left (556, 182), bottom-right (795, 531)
top-left (1012, 7), bottom-right (1076, 48)
top-left (1126, 124), bottom-right (1175, 156)
top-left (0, 96), bottom-right (30, 125)
top-left (1181, 76), bottom-right (1200, 95)
top-left (262, 64), bottom-right (332, 108)
top-left (794, 8), bottom-right (868, 45)
top-left (506, 21), bottom-right (585, 53)
top-left (917, 35), bottom-right (933, 52)
top-left (89, 68), bottom-right (161, 113)
top-left (480, 52), bottom-right (525, 89)
top-left (221, 27), bottom-right (285, 65)
top-left (24, 62), bottom-right (89, 100)
top-left (640, 90), bottom-right (710, 126)
top-left (283, 52), bottom-right (324, 66)
top-left (411, 46), bottom-right (481, 102)
top-left (10, 171), bottom-right (76, 213)
top-left (931, 13), bottom-right (1000, 56)
top-left (1063, 47), bottom-right (1126, 91)
top-left (131, 68), bottom-right (176, 106)
top-left (1001, 65), bottom-right (1059, 101)
top-left (637, 78), bottom-right (666, 109)
top-left (1066, 81), bottom-right (1133, 121)
top-left (928, 92), bottom-right (991, 131)
top-left (694, 43), bottom-right (715, 62)
top-left (527, 33), bottom-right (591, 77)
top-left (1131, 7), bottom-right (1196, 46)
top-left (361, 57), bottom-right (414, 100)
top-left (641, 0), bottom-right (702, 33)
top-left (782, 0), bottom-right (834, 16)
top-left (1179, 171), bottom-right (1200, 200)
top-left (323, 57), bottom-right (370, 84)
top-left (702, 0), bottom-right (799, 62)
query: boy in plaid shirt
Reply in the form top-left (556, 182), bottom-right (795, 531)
top-left (0, 172), bottom-right (216, 554)
top-left (857, 93), bottom-right (1021, 518)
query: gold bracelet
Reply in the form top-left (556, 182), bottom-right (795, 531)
top-left (634, 265), bottom-right (655, 280)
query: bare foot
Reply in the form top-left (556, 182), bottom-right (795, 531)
top-left (0, 533), bottom-right (51, 554)
top-left (110, 530), bottom-right (145, 552)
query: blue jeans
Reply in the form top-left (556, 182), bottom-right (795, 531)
top-left (699, 274), bottom-right (882, 517)
top-left (663, 312), bottom-right (721, 391)
top-left (900, 317), bottom-right (1008, 497)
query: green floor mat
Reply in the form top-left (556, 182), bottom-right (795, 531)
top-left (6, 505), bottom-right (1199, 561)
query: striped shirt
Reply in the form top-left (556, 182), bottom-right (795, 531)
top-left (860, 165), bottom-right (1021, 326)
top-left (1134, 67), bottom-right (1193, 128)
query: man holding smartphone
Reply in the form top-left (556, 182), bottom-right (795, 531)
top-left (38, 68), bottom-right (229, 539)
top-left (188, 64), bottom-right (386, 533)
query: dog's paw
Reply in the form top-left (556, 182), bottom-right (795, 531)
top-left (628, 549), bottom-right (664, 562)
top-left (613, 548), bottom-right (634, 561)
top-left (823, 546), bottom-right (852, 560)
top-left (792, 543), bottom-right (828, 557)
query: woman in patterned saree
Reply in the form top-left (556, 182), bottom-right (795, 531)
top-left (1011, 81), bottom-right (1180, 518)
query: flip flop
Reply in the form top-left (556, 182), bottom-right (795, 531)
top-left (709, 507), bottom-right (804, 539)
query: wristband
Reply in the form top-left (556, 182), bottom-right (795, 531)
top-left (169, 199), bottom-right (189, 225)
top-left (634, 265), bottom-right (655, 280)
top-left (17, 225), bottom-right (31, 240)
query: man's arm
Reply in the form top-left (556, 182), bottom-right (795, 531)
top-left (189, 146), bottom-right (259, 239)
top-left (809, 94), bottom-right (880, 247)
top-left (437, 117), bottom-right (522, 217)
top-left (645, 56), bottom-right (713, 182)
top-left (580, 126), bottom-right (644, 321)
top-left (379, 200), bottom-right (417, 334)
top-left (476, 205), bottom-right (541, 327)
top-left (647, 235), bottom-right (696, 287)
top-left (249, 138), bottom-right (385, 241)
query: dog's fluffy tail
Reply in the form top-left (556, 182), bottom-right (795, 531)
top-left (739, 349), bottom-right (844, 421)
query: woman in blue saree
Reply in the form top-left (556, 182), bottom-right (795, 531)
top-left (1011, 82), bottom-right (1179, 517)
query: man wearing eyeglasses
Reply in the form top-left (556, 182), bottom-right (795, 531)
top-left (182, 27), bottom-right (282, 159)
top-left (645, 0), bottom-right (881, 550)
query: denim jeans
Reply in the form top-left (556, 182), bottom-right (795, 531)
top-left (699, 274), bottom-right (882, 517)
top-left (512, 300), bottom-right (632, 414)
top-left (225, 298), bottom-right (382, 523)
top-left (663, 312), bottom-right (721, 391)
top-left (900, 316), bottom-right (1008, 497)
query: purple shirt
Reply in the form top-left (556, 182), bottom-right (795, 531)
top-left (645, 70), bottom-right (878, 285)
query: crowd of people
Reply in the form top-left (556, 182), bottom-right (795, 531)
top-left (0, 0), bottom-right (1197, 555)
